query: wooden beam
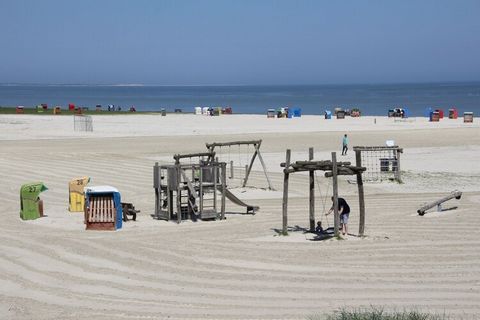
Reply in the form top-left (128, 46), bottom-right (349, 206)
top-left (296, 160), bottom-right (352, 166)
top-left (417, 190), bottom-right (462, 215)
top-left (309, 147), bottom-right (315, 232)
top-left (324, 168), bottom-right (357, 177)
top-left (282, 162), bottom-right (365, 174)
top-left (206, 140), bottom-right (262, 149)
top-left (332, 152), bottom-right (340, 237)
top-left (173, 152), bottom-right (215, 164)
top-left (286, 167), bottom-right (361, 174)
top-left (353, 146), bottom-right (403, 152)
top-left (282, 149), bottom-right (291, 235)
top-left (355, 150), bottom-right (366, 236)
top-left (280, 160), bottom-right (352, 167)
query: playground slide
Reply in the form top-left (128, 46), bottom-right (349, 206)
top-left (218, 187), bottom-right (259, 214)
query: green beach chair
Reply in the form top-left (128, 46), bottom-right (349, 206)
top-left (20, 182), bottom-right (48, 220)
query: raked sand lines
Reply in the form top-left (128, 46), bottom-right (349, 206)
top-left (1, 131), bottom-right (480, 319)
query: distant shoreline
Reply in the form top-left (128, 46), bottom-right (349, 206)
top-left (1, 80), bottom-right (480, 87)
top-left (0, 106), bottom-right (474, 118)
top-left (1, 82), bottom-right (478, 116)
top-left (0, 106), bottom-right (162, 116)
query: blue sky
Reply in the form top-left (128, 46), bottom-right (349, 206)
top-left (1, 0), bottom-right (479, 85)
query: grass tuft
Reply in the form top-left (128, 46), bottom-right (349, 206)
top-left (308, 307), bottom-right (448, 320)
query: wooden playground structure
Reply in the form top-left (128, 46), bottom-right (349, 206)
top-left (417, 190), bottom-right (462, 216)
top-left (281, 148), bottom-right (366, 237)
top-left (153, 151), bottom-right (259, 223)
top-left (206, 140), bottom-right (274, 190)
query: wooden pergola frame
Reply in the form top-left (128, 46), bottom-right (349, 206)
top-left (281, 148), bottom-right (367, 237)
top-left (206, 139), bottom-right (274, 190)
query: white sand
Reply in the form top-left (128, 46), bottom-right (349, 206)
top-left (1, 114), bottom-right (479, 319)
top-left (0, 114), bottom-right (478, 140)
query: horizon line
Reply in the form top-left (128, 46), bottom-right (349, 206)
top-left (1, 80), bottom-right (480, 87)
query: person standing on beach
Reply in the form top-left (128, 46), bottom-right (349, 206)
top-left (326, 196), bottom-right (350, 236)
top-left (342, 134), bottom-right (348, 155)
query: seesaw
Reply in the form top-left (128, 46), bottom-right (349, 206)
top-left (417, 190), bottom-right (462, 216)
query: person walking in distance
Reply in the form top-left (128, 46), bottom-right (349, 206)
top-left (342, 134), bottom-right (348, 155)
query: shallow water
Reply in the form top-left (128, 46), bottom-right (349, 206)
top-left (1, 82), bottom-right (479, 115)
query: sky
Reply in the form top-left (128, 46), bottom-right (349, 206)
top-left (0, 0), bottom-right (479, 85)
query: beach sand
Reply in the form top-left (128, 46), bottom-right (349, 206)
top-left (1, 114), bottom-right (479, 319)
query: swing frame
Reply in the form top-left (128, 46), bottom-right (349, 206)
top-left (280, 147), bottom-right (367, 237)
top-left (206, 140), bottom-right (275, 190)
top-left (314, 169), bottom-right (332, 229)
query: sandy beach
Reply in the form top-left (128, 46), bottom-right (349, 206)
top-left (1, 114), bottom-right (479, 319)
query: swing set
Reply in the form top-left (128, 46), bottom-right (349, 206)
top-left (206, 140), bottom-right (274, 190)
top-left (281, 148), bottom-right (367, 237)
top-left (314, 169), bottom-right (334, 232)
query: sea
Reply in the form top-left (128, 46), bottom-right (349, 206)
top-left (1, 82), bottom-right (479, 116)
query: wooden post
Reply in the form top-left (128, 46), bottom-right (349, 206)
top-left (213, 164), bottom-right (218, 213)
top-left (230, 160), bottom-right (234, 179)
top-left (355, 150), bottom-right (366, 236)
top-left (332, 152), bottom-right (340, 237)
top-left (256, 148), bottom-right (275, 190)
top-left (242, 149), bottom-right (258, 187)
top-left (157, 188), bottom-right (162, 219)
top-left (221, 163), bottom-right (226, 220)
top-left (396, 149), bottom-right (402, 183)
top-left (309, 147), bottom-right (315, 232)
top-left (167, 172), bottom-right (172, 221)
top-left (154, 162), bottom-right (160, 217)
top-left (176, 164), bottom-right (182, 224)
top-left (199, 166), bottom-right (203, 215)
top-left (282, 149), bottom-right (291, 235)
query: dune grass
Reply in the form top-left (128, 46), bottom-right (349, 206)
top-left (308, 307), bottom-right (448, 320)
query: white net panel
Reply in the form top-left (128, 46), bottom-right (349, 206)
top-left (74, 115), bottom-right (93, 132)
top-left (355, 146), bottom-right (401, 182)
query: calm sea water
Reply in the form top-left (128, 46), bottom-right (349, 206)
top-left (1, 83), bottom-right (479, 116)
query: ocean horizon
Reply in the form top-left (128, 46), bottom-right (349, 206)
top-left (1, 82), bottom-right (479, 116)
